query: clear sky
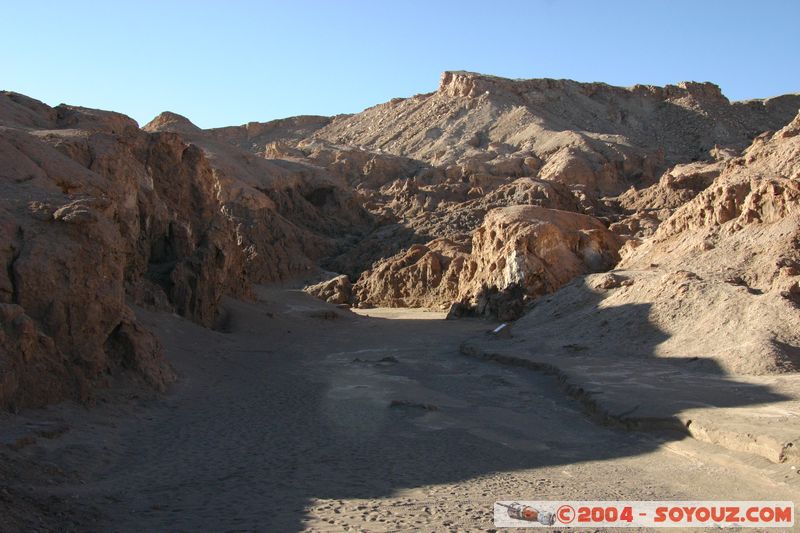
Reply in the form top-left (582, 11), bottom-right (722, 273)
top-left (2, 0), bottom-right (798, 129)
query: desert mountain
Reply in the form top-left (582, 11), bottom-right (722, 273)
top-left (0, 93), bottom-right (367, 408)
top-left (504, 114), bottom-right (800, 376)
top-left (315, 71), bottom-right (800, 193)
top-left (1, 71), bottom-right (799, 409)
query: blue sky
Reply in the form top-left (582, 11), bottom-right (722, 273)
top-left (2, 0), bottom-right (798, 129)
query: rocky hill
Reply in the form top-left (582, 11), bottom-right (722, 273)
top-left (1, 72), bottom-right (799, 408)
top-left (0, 94), bottom-right (370, 409)
top-left (494, 112), bottom-right (800, 375)
top-left (298, 74), bottom-right (799, 314)
top-left (245, 73), bottom-right (800, 284)
top-left (315, 71), bottom-right (800, 193)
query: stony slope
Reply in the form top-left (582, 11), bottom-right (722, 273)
top-left (504, 111), bottom-right (800, 375)
top-left (301, 74), bottom-right (798, 319)
top-left (350, 206), bottom-right (622, 320)
top-left (313, 71), bottom-right (800, 194)
top-left (300, 73), bottom-right (800, 375)
top-left (0, 94), bottom-right (371, 409)
top-left (217, 73), bottom-right (799, 282)
top-left (2, 70), bottom-right (799, 410)
top-left (143, 111), bottom-right (374, 282)
top-left (271, 73), bottom-right (798, 284)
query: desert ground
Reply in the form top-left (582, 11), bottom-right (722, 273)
top-left (1, 285), bottom-right (797, 532)
top-left (2, 72), bottom-right (800, 531)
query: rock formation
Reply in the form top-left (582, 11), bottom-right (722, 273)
top-left (351, 206), bottom-right (622, 319)
top-left (313, 71), bottom-right (800, 195)
top-left (0, 95), bottom-right (367, 409)
top-left (2, 71), bottom-right (799, 408)
top-left (142, 112), bottom-right (374, 283)
top-left (505, 111), bottom-right (800, 375)
top-left (304, 274), bottom-right (352, 305)
top-left (0, 93), bottom-right (253, 408)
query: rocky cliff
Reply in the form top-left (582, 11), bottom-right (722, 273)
top-left (298, 73), bottom-right (799, 323)
top-left (0, 92), bottom-right (260, 408)
top-left (0, 94), bottom-right (370, 409)
top-left (2, 71), bottom-right (799, 408)
top-left (351, 206), bottom-right (622, 320)
top-left (504, 111), bottom-right (800, 375)
top-left (313, 71), bottom-right (800, 195)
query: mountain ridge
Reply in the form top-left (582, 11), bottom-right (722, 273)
top-left (1, 71), bottom-right (799, 409)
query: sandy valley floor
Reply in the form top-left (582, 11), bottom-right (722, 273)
top-left (1, 286), bottom-right (798, 532)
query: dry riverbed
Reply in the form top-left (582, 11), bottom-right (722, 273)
top-left (1, 287), bottom-right (798, 532)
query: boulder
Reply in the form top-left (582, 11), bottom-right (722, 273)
top-left (304, 275), bottom-right (353, 305)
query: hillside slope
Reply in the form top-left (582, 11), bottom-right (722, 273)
top-left (504, 111), bottom-right (800, 375)
top-left (313, 71), bottom-right (800, 194)
top-left (2, 71), bottom-right (799, 409)
top-left (0, 94), bottom-right (369, 408)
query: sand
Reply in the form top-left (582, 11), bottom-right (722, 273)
top-left (1, 286), bottom-right (798, 532)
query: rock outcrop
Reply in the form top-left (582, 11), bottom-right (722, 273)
top-left (460, 206), bottom-right (622, 299)
top-left (622, 110), bottom-right (800, 293)
top-left (352, 239), bottom-right (469, 309)
top-left (0, 93), bottom-right (257, 407)
top-left (304, 274), bottom-right (353, 305)
top-left (352, 206), bottom-right (622, 318)
top-left (505, 111), bottom-right (800, 376)
top-left (313, 71), bottom-right (800, 195)
top-left (3, 71), bottom-right (799, 409)
top-left (143, 112), bottom-right (374, 283)
top-left (286, 73), bottom-right (798, 291)
top-left (206, 115), bottom-right (331, 155)
top-left (0, 92), bottom-right (382, 406)
top-left (0, 94), bottom-right (369, 409)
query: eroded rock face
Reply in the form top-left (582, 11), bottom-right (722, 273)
top-left (515, 111), bottom-right (800, 376)
top-left (304, 275), bottom-right (353, 305)
top-left (206, 115), bottom-right (331, 155)
top-left (352, 239), bottom-right (469, 309)
top-left (622, 111), bottom-right (800, 286)
top-left (0, 92), bottom-right (379, 409)
top-left (140, 132), bottom-right (250, 326)
top-left (0, 94), bottom-right (251, 408)
top-left (4, 72), bottom-right (800, 408)
top-left (197, 73), bottom-right (799, 307)
top-left (352, 206), bottom-right (622, 318)
top-left (611, 160), bottom-right (727, 240)
top-left (485, 112), bottom-right (799, 374)
top-left (283, 73), bottom-right (800, 291)
top-left (461, 206), bottom-right (621, 299)
top-left (313, 71), bottom-right (800, 196)
top-left (295, 141), bottom-right (429, 190)
top-left (143, 112), bottom-right (374, 285)
top-left (0, 303), bottom-right (77, 409)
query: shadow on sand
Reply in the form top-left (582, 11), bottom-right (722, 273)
top-left (132, 285), bottom-right (790, 532)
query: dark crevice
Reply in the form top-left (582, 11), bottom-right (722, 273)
top-left (146, 223), bottom-right (179, 294)
top-left (7, 227), bottom-right (24, 305)
top-left (103, 322), bottom-right (136, 371)
top-left (303, 186), bottom-right (335, 208)
top-left (88, 146), bottom-right (97, 171)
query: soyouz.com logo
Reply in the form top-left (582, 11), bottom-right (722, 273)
top-left (493, 501), bottom-right (795, 528)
